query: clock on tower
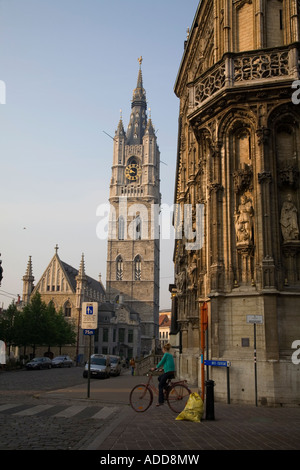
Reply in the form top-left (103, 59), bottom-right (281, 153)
top-left (125, 162), bottom-right (142, 181)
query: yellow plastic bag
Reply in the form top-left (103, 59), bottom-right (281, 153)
top-left (175, 392), bottom-right (204, 422)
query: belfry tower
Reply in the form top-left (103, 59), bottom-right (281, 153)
top-left (106, 58), bottom-right (160, 355)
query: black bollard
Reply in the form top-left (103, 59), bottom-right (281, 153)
top-left (205, 380), bottom-right (215, 420)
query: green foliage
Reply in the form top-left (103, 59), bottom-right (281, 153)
top-left (0, 293), bottom-right (76, 355)
top-left (0, 302), bottom-right (18, 346)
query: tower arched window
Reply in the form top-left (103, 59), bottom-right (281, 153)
top-left (116, 255), bottom-right (123, 281)
top-left (118, 216), bottom-right (125, 240)
top-left (134, 216), bottom-right (141, 240)
top-left (135, 255), bottom-right (141, 280)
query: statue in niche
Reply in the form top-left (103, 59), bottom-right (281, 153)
top-left (280, 194), bottom-right (299, 241)
top-left (175, 269), bottom-right (186, 296)
top-left (187, 253), bottom-right (198, 290)
top-left (234, 195), bottom-right (254, 245)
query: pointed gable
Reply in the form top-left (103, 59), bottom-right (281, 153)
top-left (31, 248), bottom-right (105, 300)
top-left (33, 253), bottom-right (75, 295)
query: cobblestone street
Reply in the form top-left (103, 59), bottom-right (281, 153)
top-left (1, 367), bottom-right (300, 456)
top-left (0, 367), bottom-right (125, 450)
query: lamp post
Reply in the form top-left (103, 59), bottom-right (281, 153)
top-left (0, 254), bottom-right (3, 286)
top-left (200, 301), bottom-right (208, 401)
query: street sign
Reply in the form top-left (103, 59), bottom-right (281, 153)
top-left (246, 315), bottom-right (263, 324)
top-left (204, 360), bottom-right (231, 367)
top-left (81, 302), bottom-right (98, 330)
top-left (204, 359), bottom-right (231, 404)
top-left (83, 329), bottom-right (95, 336)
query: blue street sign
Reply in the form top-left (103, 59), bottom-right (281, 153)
top-left (83, 329), bottom-right (95, 336)
top-left (86, 306), bottom-right (93, 315)
top-left (204, 360), bottom-right (231, 367)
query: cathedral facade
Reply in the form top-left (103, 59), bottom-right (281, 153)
top-left (105, 59), bottom-right (160, 356)
top-left (22, 246), bottom-right (105, 362)
top-left (172, 0), bottom-right (300, 405)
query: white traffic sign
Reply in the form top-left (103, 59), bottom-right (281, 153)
top-left (81, 302), bottom-right (98, 330)
top-left (246, 315), bottom-right (263, 324)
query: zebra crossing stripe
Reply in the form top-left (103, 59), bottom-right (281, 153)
top-left (0, 403), bottom-right (21, 412)
top-left (0, 403), bottom-right (119, 419)
top-left (92, 406), bottom-right (117, 419)
top-left (53, 405), bottom-right (87, 418)
top-left (13, 405), bottom-right (54, 416)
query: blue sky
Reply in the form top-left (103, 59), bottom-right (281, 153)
top-left (0, 0), bottom-right (199, 309)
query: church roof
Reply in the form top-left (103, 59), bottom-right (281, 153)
top-left (61, 260), bottom-right (104, 295)
top-left (29, 247), bottom-right (105, 297)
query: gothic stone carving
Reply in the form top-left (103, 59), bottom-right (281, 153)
top-left (233, 164), bottom-right (253, 193)
top-left (280, 194), bottom-right (299, 241)
top-left (278, 165), bottom-right (299, 189)
top-left (234, 51), bottom-right (289, 82)
top-left (175, 269), bottom-right (186, 296)
top-left (234, 195), bottom-right (254, 247)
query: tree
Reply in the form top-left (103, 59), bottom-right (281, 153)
top-left (21, 292), bottom-right (47, 356)
top-left (6, 293), bottom-right (77, 357)
top-left (44, 300), bottom-right (60, 354)
top-left (54, 308), bottom-right (76, 354)
top-left (0, 302), bottom-right (18, 355)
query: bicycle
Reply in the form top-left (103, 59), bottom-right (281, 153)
top-left (129, 370), bottom-right (191, 413)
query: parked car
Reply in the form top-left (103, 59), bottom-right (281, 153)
top-left (110, 355), bottom-right (121, 376)
top-left (83, 354), bottom-right (110, 379)
top-left (26, 357), bottom-right (52, 370)
top-left (52, 355), bottom-right (73, 368)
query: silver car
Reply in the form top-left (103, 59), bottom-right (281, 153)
top-left (110, 355), bottom-right (122, 376)
top-left (26, 357), bottom-right (52, 370)
top-left (83, 354), bottom-right (110, 379)
top-left (52, 355), bottom-right (73, 368)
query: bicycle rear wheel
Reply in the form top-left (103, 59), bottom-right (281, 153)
top-left (167, 383), bottom-right (190, 413)
top-left (130, 384), bottom-right (153, 412)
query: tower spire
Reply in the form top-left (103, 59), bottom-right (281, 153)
top-left (115, 109), bottom-right (125, 137)
top-left (78, 253), bottom-right (86, 278)
top-left (22, 256), bottom-right (35, 305)
top-left (126, 57), bottom-right (147, 145)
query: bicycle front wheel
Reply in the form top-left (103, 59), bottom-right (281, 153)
top-left (167, 384), bottom-right (191, 413)
top-left (130, 384), bottom-right (153, 412)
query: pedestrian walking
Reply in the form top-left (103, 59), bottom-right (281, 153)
top-left (130, 357), bottom-right (135, 376)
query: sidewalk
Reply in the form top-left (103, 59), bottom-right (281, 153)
top-left (95, 399), bottom-right (300, 451)
top-left (45, 371), bottom-right (300, 451)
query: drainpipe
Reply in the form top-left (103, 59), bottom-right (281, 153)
top-left (200, 301), bottom-right (208, 401)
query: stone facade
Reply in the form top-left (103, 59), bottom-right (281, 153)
top-left (95, 301), bottom-right (140, 359)
top-left (171, 0), bottom-right (300, 405)
top-left (106, 59), bottom-right (160, 356)
top-left (22, 246), bottom-right (105, 362)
